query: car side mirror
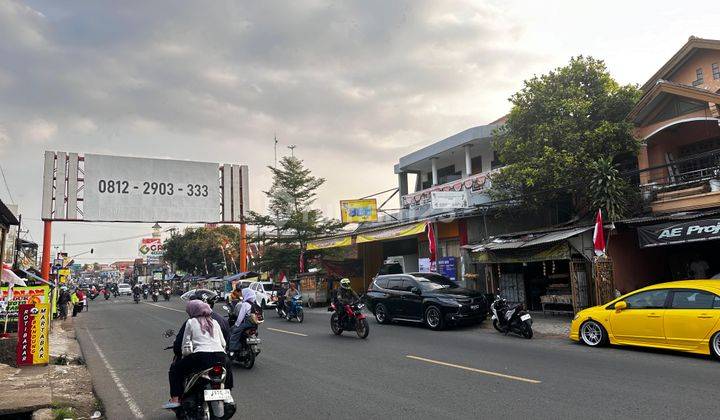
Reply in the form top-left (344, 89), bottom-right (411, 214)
top-left (410, 287), bottom-right (421, 295)
top-left (615, 301), bottom-right (628, 311)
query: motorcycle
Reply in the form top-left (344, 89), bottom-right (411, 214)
top-left (490, 293), bottom-right (533, 339)
top-left (162, 329), bottom-right (236, 420)
top-left (163, 288), bottom-right (171, 301)
top-left (275, 299), bottom-right (287, 319)
top-left (133, 293), bottom-right (141, 304)
top-left (143, 289), bottom-right (149, 300)
top-left (88, 290), bottom-right (98, 301)
top-left (328, 301), bottom-right (369, 339)
top-left (223, 306), bottom-right (262, 370)
top-left (103, 289), bottom-right (110, 300)
top-left (285, 295), bottom-right (304, 323)
top-left (152, 290), bottom-right (160, 302)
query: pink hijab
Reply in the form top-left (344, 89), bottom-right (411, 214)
top-left (186, 300), bottom-right (214, 337)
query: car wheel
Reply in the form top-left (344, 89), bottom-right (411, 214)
top-left (374, 304), bottom-right (390, 324)
top-left (424, 305), bottom-right (444, 330)
top-left (710, 331), bottom-right (720, 360)
top-left (580, 320), bottom-right (608, 347)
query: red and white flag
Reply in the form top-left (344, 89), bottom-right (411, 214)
top-left (298, 250), bottom-right (305, 273)
top-left (427, 223), bottom-right (437, 262)
top-left (593, 209), bottom-right (606, 256)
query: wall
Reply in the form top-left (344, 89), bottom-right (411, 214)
top-left (668, 48), bottom-right (720, 93)
top-left (607, 229), bottom-right (668, 294)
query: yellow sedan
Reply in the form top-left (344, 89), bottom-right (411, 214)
top-left (570, 280), bottom-right (720, 358)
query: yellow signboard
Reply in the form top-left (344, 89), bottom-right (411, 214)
top-left (307, 236), bottom-right (353, 250)
top-left (356, 221), bottom-right (427, 243)
top-left (340, 199), bottom-right (378, 223)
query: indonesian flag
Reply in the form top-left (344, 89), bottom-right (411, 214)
top-left (593, 209), bottom-right (606, 256)
top-left (427, 223), bottom-right (437, 262)
top-left (299, 250), bottom-right (305, 273)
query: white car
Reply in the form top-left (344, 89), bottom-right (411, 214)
top-left (249, 281), bottom-right (277, 308)
top-left (118, 283), bottom-right (132, 296)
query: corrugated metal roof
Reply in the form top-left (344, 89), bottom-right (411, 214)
top-left (466, 226), bottom-right (593, 253)
top-left (615, 208), bottom-right (720, 227)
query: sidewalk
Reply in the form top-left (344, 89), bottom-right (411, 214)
top-left (0, 317), bottom-right (99, 419)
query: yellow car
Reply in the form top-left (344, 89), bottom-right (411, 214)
top-left (570, 280), bottom-right (720, 358)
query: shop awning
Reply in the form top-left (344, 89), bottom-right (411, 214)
top-left (356, 221), bottom-right (427, 244)
top-left (467, 226), bottom-right (593, 263)
top-left (307, 235), bottom-right (353, 250)
top-left (466, 226), bottom-right (592, 253)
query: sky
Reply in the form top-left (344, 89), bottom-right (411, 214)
top-left (0, 0), bottom-right (717, 264)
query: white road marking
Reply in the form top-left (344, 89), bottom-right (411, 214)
top-left (85, 328), bottom-right (145, 418)
top-left (143, 302), bottom-right (185, 313)
top-left (406, 355), bottom-right (541, 384)
top-left (267, 327), bottom-right (308, 337)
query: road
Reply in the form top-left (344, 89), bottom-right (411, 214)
top-left (74, 296), bottom-right (719, 419)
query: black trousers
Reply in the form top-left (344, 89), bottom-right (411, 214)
top-left (168, 352), bottom-right (233, 397)
top-left (72, 303), bottom-right (83, 317)
top-left (58, 302), bottom-right (68, 319)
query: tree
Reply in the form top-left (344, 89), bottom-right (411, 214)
top-left (491, 56), bottom-right (641, 219)
top-left (163, 225), bottom-right (241, 276)
top-left (248, 156), bottom-right (343, 276)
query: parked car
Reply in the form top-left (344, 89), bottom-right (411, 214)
top-left (364, 273), bottom-right (489, 330)
top-left (571, 280), bottom-right (720, 359)
top-left (117, 283), bottom-right (132, 296)
top-left (249, 281), bottom-right (277, 308)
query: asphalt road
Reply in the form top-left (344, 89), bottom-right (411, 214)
top-left (74, 296), bottom-right (720, 420)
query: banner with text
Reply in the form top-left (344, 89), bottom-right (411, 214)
top-left (637, 218), bottom-right (720, 248)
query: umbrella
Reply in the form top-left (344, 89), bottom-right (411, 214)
top-left (2, 263), bottom-right (26, 287)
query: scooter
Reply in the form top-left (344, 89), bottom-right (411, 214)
top-left (133, 293), bottom-right (141, 304)
top-left (162, 329), bottom-right (236, 419)
top-left (285, 295), bottom-right (304, 323)
top-left (275, 300), bottom-right (287, 319)
top-left (223, 305), bottom-right (262, 370)
top-left (142, 289), bottom-right (149, 300)
top-left (152, 290), bottom-right (160, 302)
top-left (490, 293), bottom-right (533, 339)
top-left (328, 301), bottom-right (369, 339)
top-left (163, 288), bottom-right (171, 301)
top-left (103, 289), bottom-right (110, 300)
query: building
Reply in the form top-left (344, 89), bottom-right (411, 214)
top-left (609, 36), bottom-right (720, 293)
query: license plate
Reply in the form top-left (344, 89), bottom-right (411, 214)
top-left (470, 305), bottom-right (480, 310)
top-left (204, 389), bottom-right (232, 402)
top-left (246, 337), bottom-right (260, 344)
top-left (520, 314), bottom-right (531, 322)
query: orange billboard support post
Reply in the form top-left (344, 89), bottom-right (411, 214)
top-left (239, 223), bottom-right (248, 272)
top-left (41, 221), bottom-right (52, 281)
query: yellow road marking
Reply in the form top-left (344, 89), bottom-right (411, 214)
top-left (143, 302), bottom-right (185, 313)
top-left (267, 327), bottom-right (308, 337)
top-left (406, 355), bottom-right (541, 384)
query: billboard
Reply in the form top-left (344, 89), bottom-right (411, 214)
top-left (340, 199), bottom-right (378, 223)
top-left (41, 152), bottom-right (248, 223)
top-left (430, 191), bottom-right (468, 210)
top-left (139, 238), bottom-right (163, 263)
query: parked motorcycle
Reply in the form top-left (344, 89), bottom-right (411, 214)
top-left (285, 295), bottom-right (304, 323)
top-left (328, 301), bottom-right (369, 339)
top-left (490, 293), bottom-right (533, 339)
top-left (162, 329), bottom-right (236, 420)
top-left (152, 290), bottom-right (160, 302)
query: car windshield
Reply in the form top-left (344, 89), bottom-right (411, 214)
top-left (412, 273), bottom-right (458, 290)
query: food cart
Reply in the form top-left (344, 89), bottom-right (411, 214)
top-left (296, 271), bottom-right (333, 307)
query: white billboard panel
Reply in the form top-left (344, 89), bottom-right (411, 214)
top-left (83, 154), bottom-right (220, 223)
top-left (430, 191), bottom-right (468, 210)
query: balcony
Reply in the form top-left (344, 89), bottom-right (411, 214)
top-left (640, 149), bottom-right (720, 213)
top-left (401, 171), bottom-right (495, 208)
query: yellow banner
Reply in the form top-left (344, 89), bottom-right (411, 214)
top-left (307, 236), bottom-right (353, 250)
top-left (340, 199), bottom-right (378, 223)
top-left (356, 222), bottom-right (427, 244)
top-left (33, 303), bottom-right (50, 364)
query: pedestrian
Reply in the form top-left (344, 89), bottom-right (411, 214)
top-left (71, 289), bottom-right (83, 317)
top-left (57, 286), bottom-right (70, 320)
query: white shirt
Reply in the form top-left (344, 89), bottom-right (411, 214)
top-left (181, 317), bottom-right (226, 354)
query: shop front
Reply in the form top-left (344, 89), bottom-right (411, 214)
top-left (467, 226), bottom-right (596, 314)
top-left (611, 211), bottom-right (720, 294)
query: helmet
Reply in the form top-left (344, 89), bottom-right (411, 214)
top-left (186, 289), bottom-right (220, 307)
top-left (340, 278), bottom-right (351, 289)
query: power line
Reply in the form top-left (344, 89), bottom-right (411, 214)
top-left (51, 232), bottom-right (152, 247)
top-left (0, 164), bottom-right (15, 204)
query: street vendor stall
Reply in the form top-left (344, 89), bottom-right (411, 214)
top-left (296, 271), bottom-right (333, 307)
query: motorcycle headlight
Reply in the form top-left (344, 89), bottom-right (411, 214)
top-left (437, 297), bottom-right (460, 306)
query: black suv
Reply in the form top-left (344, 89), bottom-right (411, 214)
top-left (365, 272), bottom-right (488, 330)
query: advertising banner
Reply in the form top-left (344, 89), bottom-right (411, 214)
top-left (307, 236), bottom-right (352, 250)
top-left (139, 238), bottom-right (164, 263)
top-left (0, 286), bottom-right (50, 320)
top-left (16, 303), bottom-right (50, 366)
top-left (437, 256), bottom-right (458, 281)
top-left (356, 222), bottom-right (427, 244)
top-left (431, 191), bottom-right (468, 210)
top-left (340, 199), bottom-right (378, 223)
top-left (83, 154), bottom-right (221, 223)
top-left (637, 218), bottom-right (720, 248)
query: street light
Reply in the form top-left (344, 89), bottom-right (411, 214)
top-left (287, 144), bottom-right (296, 157)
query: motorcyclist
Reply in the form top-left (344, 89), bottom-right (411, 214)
top-left (333, 278), bottom-right (359, 325)
top-left (163, 300), bottom-right (229, 409)
top-left (284, 282), bottom-right (300, 316)
top-left (276, 280), bottom-right (289, 314)
top-left (132, 284), bottom-right (142, 299)
top-left (228, 288), bottom-right (258, 353)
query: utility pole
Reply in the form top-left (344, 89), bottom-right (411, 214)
top-left (287, 144), bottom-right (296, 157)
top-left (274, 134), bottom-right (278, 169)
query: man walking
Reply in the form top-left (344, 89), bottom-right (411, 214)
top-left (57, 286), bottom-right (70, 320)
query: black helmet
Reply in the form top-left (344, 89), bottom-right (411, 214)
top-left (187, 289), bottom-right (220, 307)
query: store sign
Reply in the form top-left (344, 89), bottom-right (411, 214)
top-left (637, 218), bottom-right (720, 248)
top-left (0, 286), bottom-right (50, 319)
top-left (431, 191), bottom-right (468, 210)
top-left (16, 303), bottom-right (50, 366)
top-left (83, 154), bottom-right (221, 223)
top-left (437, 256), bottom-right (458, 281)
top-left (340, 199), bottom-right (378, 223)
top-left (139, 237), bottom-right (164, 264)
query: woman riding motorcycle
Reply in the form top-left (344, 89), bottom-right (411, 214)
top-left (228, 288), bottom-right (257, 353)
top-left (163, 300), bottom-right (229, 409)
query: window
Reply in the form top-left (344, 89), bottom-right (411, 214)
top-left (624, 290), bottom-right (668, 309)
top-left (374, 277), bottom-right (389, 289)
top-left (692, 67), bottom-right (704, 86)
top-left (400, 279), bottom-right (417, 292)
top-left (671, 290), bottom-right (717, 309)
top-left (715, 295), bottom-right (720, 309)
top-left (713, 63), bottom-right (720, 80)
top-left (387, 278), bottom-right (404, 291)
top-left (470, 155), bottom-right (483, 175)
